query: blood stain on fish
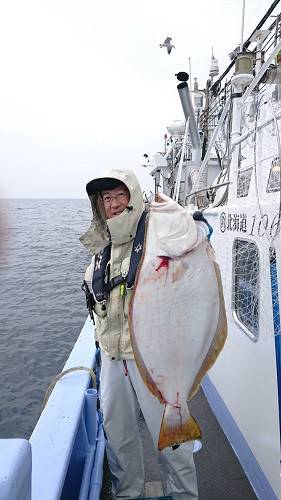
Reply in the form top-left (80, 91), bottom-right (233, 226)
top-left (156, 256), bottom-right (170, 272)
top-left (173, 392), bottom-right (183, 424)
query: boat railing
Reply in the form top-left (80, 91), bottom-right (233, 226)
top-left (184, 181), bottom-right (232, 206)
top-left (29, 316), bottom-right (105, 500)
top-left (184, 2), bottom-right (281, 206)
top-left (202, 0), bottom-right (281, 133)
top-left (0, 316), bottom-right (104, 500)
top-left (209, 0), bottom-right (281, 98)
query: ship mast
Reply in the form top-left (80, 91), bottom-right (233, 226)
top-left (240, 0), bottom-right (246, 52)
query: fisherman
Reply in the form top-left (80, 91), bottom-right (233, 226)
top-left (80, 169), bottom-right (198, 500)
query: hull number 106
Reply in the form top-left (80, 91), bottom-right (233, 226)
top-left (219, 211), bottom-right (280, 238)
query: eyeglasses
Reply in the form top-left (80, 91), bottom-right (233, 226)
top-left (102, 192), bottom-right (129, 205)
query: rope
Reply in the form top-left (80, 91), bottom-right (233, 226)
top-left (42, 366), bottom-right (96, 412)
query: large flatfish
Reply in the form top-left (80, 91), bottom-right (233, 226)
top-left (129, 194), bottom-right (227, 450)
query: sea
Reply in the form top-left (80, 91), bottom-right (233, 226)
top-left (0, 199), bottom-right (92, 439)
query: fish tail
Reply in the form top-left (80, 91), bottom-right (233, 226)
top-left (158, 403), bottom-right (201, 451)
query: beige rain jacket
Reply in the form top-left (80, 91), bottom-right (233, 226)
top-left (80, 169), bottom-right (145, 360)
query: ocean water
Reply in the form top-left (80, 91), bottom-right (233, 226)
top-left (0, 199), bottom-right (93, 438)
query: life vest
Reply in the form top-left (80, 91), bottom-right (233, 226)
top-left (92, 211), bottom-right (147, 303)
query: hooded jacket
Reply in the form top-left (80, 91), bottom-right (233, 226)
top-left (80, 169), bottom-right (145, 360)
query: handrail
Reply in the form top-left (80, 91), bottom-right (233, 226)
top-left (189, 96), bottom-right (231, 199)
top-left (184, 181), bottom-right (231, 203)
top-left (232, 108), bottom-right (281, 149)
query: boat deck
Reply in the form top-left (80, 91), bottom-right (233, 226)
top-left (101, 386), bottom-right (257, 499)
top-left (188, 387), bottom-right (257, 499)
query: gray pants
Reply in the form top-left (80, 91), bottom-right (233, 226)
top-left (100, 351), bottom-right (198, 499)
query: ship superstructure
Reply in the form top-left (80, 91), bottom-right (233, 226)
top-left (144, 1), bottom-right (281, 498)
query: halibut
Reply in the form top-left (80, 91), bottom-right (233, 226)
top-left (129, 194), bottom-right (227, 450)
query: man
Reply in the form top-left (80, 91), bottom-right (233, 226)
top-left (80, 168), bottom-right (198, 499)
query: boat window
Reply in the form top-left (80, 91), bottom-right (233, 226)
top-left (237, 167), bottom-right (253, 198)
top-left (237, 143), bottom-right (253, 198)
top-left (266, 156), bottom-right (280, 193)
top-left (232, 239), bottom-right (259, 340)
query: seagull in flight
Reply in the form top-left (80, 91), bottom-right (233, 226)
top-left (159, 37), bottom-right (175, 55)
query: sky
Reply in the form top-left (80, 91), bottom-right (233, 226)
top-left (0, 0), bottom-right (278, 198)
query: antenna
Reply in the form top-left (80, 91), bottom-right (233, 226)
top-left (240, 0), bottom-right (246, 52)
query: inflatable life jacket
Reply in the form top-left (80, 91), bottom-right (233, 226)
top-left (92, 210), bottom-right (147, 303)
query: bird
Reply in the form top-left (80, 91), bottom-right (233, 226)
top-left (228, 45), bottom-right (240, 61)
top-left (159, 37), bottom-right (175, 55)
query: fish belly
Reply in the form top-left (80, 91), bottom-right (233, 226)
top-left (130, 241), bottom-right (223, 449)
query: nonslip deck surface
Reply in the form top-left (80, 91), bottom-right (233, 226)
top-left (101, 387), bottom-right (257, 499)
top-left (189, 388), bottom-right (257, 499)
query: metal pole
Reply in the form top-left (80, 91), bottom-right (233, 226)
top-left (211, 0), bottom-right (281, 93)
top-left (242, 37), bottom-right (281, 103)
top-left (240, 0), bottom-right (246, 52)
top-left (174, 118), bottom-right (190, 203)
top-left (188, 96), bottom-right (231, 198)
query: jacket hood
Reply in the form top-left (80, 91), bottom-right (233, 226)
top-left (80, 168), bottom-right (145, 254)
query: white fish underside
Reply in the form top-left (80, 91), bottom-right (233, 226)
top-left (130, 194), bottom-right (227, 449)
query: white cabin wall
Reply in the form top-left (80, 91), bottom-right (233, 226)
top-left (205, 207), bottom-right (281, 497)
top-left (204, 103), bottom-right (281, 495)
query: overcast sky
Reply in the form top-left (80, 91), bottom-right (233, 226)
top-left (0, 0), bottom-right (277, 198)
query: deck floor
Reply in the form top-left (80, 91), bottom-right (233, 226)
top-left (189, 388), bottom-right (257, 499)
top-left (101, 387), bottom-right (257, 499)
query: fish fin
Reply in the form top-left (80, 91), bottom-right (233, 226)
top-left (128, 235), bottom-right (166, 405)
top-left (188, 261), bottom-right (227, 400)
top-left (158, 403), bottom-right (201, 451)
